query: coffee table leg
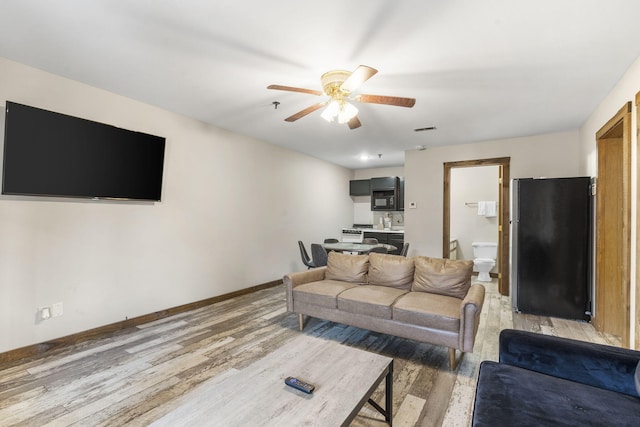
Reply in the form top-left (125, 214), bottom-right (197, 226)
top-left (367, 360), bottom-right (393, 426)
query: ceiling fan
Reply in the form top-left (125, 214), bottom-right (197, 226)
top-left (267, 65), bottom-right (416, 130)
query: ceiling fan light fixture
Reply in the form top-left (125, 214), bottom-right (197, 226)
top-left (321, 99), bottom-right (358, 123)
top-left (337, 102), bottom-right (358, 123)
top-left (321, 70), bottom-right (352, 94)
top-left (268, 65), bottom-right (414, 130)
top-left (321, 100), bottom-right (340, 122)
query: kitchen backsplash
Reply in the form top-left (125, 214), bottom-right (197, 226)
top-left (373, 211), bottom-right (404, 227)
top-left (354, 202), bottom-right (404, 227)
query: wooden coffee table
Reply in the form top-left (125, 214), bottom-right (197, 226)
top-left (152, 334), bottom-right (393, 426)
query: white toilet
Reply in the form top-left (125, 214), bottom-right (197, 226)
top-left (472, 242), bottom-right (497, 282)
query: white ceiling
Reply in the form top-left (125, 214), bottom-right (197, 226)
top-left (1, 0), bottom-right (640, 169)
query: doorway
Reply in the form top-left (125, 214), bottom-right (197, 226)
top-left (594, 102), bottom-right (631, 347)
top-left (443, 157), bottom-right (510, 295)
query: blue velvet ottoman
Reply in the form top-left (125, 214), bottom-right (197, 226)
top-left (472, 329), bottom-right (640, 426)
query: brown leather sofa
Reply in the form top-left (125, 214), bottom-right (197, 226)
top-left (283, 251), bottom-right (486, 369)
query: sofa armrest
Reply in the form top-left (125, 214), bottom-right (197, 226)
top-left (459, 284), bottom-right (486, 352)
top-left (499, 329), bottom-right (640, 397)
top-left (283, 267), bottom-right (327, 312)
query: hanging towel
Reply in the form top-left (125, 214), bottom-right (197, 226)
top-left (477, 201), bottom-right (487, 216)
top-left (484, 201), bottom-right (497, 217)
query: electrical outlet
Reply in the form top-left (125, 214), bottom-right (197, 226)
top-left (39, 306), bottom-right (51, 320)
top-left (51, 302), bottom-right (63, 317)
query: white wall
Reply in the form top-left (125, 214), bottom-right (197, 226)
top-left (353, 167), bottom-right (405, 180)
top-left (404, 131), bottom-right (581, 258)
top-left (0, 58), bottom-right (353, 353)
top-left (578, 55), bottom-right (640, 348)
top-left (579, 55), bottom-right (640, 177)
top-left (450, 165), bottom-right (499, 266)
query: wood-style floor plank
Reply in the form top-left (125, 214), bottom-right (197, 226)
top-left (0, 280), bottom-right (621, 426)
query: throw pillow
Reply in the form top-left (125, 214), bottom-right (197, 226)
top-left (411, 256), bottom-right (473, 299)
top-left (368, 252), bottom-right (415, 290)
top-left (325, 252), bottom-right (369, 284)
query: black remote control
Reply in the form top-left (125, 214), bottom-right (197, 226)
top-left (284, 376), bottom-right (315, 394)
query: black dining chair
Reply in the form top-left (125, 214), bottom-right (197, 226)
top-left (363, 238), bottom-right (379, 245)
top-left (368, 246), bottom-right (387, 254)
top-left (400, 242), bottom-right (410, 257)
top-left (324, 238), bottom-right (339, 243)
top-left (298, 240), bottom-right (315, 269)
top-left (311, 243), bottom-right (328, 267)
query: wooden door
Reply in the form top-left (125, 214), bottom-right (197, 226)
top-left (498, 162), bottom-right (510, 295)
top-left (594, 102), bottom-right (631, 347)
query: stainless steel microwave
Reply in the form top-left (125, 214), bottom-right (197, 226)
top-left (372, 192), bottom-right (395, 210)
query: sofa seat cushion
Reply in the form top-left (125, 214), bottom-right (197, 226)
top-left (392, 292), bottom-right (461, 332)
top-left (292, 280), bottom-right (359, 309)
top-left (472, 361), bottom-right (640, 427)
top-left (337, 285), bottom-right (408, 319)
top-left (368, 252), bottom-right (415, 290)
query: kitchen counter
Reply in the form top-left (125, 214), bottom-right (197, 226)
top-left (341, 227), bottom-right (405, 255)
top-left (356, 228), bottom-right (404, 233)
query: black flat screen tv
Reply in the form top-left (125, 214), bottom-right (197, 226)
top-left (2, 101), bottom-right (166, 201)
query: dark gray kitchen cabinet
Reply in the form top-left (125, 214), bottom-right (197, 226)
top-left (349, 179), bottom-right (370, 196)
top-left (364, 231), bottom-right (387, 244)
top-left (370, 177), bottom-right (399, 211)
top-left (398, 177), bottom-right (405, 211)
top-left (364, 231), bottom-right (403, 255)
top-left (388, 233), bottom-right (404, 255)
top-left (370, 177), bottom-right (398, 191)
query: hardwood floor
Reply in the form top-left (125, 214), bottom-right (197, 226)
top-left (0, 279), bottom-right (620, 426)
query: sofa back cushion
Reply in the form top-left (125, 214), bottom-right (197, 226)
top-left (411, 256), bottom-right (473, 299)
top-left (325, 252), bottom-right (369, 284)
top-left (368, 253), bottom-right (415, 290)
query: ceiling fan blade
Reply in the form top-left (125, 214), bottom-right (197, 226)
top-left (340, 65), bottom-right (378, 93)
top-left (348, 116), bottom-right (362, 130)
top-left (355, 94), bottom-right (416, 108)
top-left (284, 102), bottom-right (327, 122)
top-left (267, 84), bottom-right (323, 96)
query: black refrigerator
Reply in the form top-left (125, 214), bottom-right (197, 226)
top-left (510, 177), bottom-right (592, 321)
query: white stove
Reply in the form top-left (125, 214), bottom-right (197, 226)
top-left (340, 228), bottom-right (364, 243)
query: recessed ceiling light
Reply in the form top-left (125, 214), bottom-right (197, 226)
top-left (358, 153), bottom-right (382, 161)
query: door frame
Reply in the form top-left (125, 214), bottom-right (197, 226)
top-left (594, 102), bottom-right (631, 347)
top-left (443, 157), bottom-right (511, 295)
top-left (636, 91), bottom-right (640, 349)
